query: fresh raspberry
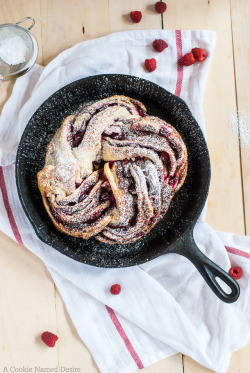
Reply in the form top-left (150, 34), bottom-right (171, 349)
top-left (192, 48), bottom-right (208, 62)
top-left (155, 1), bottom-right (167, 14)
top-left (228, 266), bottom-right (242, 280)
top-left (110, 284), bottom-right (121, 295)
top-left (130, 11), bottom-right (142, 23)
top-left (153, 39), bottom-right (168, 52)
top-left (41, 331), bottom-right (58, 347)
top-left (180, 52), bottom-right (196, 66)
top-left (145, 58), bottom-right (157, 72)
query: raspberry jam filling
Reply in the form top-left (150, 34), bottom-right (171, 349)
top-left (163, 172), bottom-right (169, 183)
top-left (110, 133), bottom-right (124, 140)
top-left (129, 204), bottom-right (138, 227)
top-left (49, 190), bottom-right (113, 225)
top-left (67, 98), bottom-right (152, 150)
top-left (169, 177), bottom-right (179, 190)
top-left (109, 195), bottom-right (116, 208)
top-left (95, 102), bottom-right (117, 114)
top-left (79, 182), bottom-right (94, 202)
top-left (47, 200), bottom-right (63, 224)
top-left (131, 100), bottom-right (147, 117)
top-left (67, 102), bottom-right (119, 148)
top-left (75, 180), bottom-right (83, 188)
top-left (148, 216), bottom-right (155, 226)
top-left (68, 130), bottom-right (86, 148)
top-left (128, 184), bottom-right (136, 195)
top-left (100, 181), bottom-right (112, 200)
top-left (160, 151), bottom-right (170, 164)
top-left (100, 177), bottom-right (116, 208)
top-left (108, 161), bottom-right (114, 169)
top-left (88, 209), bottom-right (103, 221)
top-left (159, 124), bottom-right (171, 137)
top-left (137, 107), bottom-right (147, 117)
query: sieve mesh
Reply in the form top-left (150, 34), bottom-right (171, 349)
top-left (0, 21), bottom-right (38, 80)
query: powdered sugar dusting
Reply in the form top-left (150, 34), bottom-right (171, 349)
top-left (37, 95), bottom-right (187, 245)
top-left (17, 75), bottom-right (209, 267)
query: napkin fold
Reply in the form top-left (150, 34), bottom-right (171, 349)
top-left (1, 30), bottom-right (250, 373)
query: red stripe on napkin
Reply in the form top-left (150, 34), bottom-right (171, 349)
top-left (225, 245), bottom-right (250, 259)
top-left (0, 166), bottom-right (23, 245)
top-left (175, 30), bottom-right (183, 97)
top-left (105, 305), bottom-right (144, 369)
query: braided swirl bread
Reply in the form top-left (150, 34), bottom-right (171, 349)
top-left (37, 96), bottom-right (187, 244)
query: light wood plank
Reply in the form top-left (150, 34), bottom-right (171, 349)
top-left (109, 0), bottom-right (162, 32)
top-left (224, 0), bottom-right (250, 372)
top-left (40, 0), bottom-right (110, 65)
top-left (227, 344), bottom-right (250, 373)
top-left (0, 231), bottom-right (58, 369)
top-left (142, 354), bottom-right (183, 373)
top-left (185, 344), bottom-right (250, 373)
top-left (55, 290), bottom-right (99, 372)
top-left (184, 356), bottom-right (213, 373)
top-left (163, 0), bottom-right (245, 234)
top-left (230, 0), bottom-right (250, 235)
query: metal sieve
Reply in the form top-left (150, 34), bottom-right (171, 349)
top-left (0, 17), bottom-right (38, 84)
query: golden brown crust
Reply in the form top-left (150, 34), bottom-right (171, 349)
top-left (37, 95), bottom-right (188, 244)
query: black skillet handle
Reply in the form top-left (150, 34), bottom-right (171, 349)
top-left (170, 227), bottom-right (240, 303)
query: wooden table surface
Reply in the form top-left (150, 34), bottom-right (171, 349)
top-left (0, 0), bottom-right (249, 372)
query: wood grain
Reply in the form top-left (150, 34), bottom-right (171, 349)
top-left (40, 0), bottom-right (110, 65)
top-left (109, 0), bottom-right (162, 32)
top-left (0, 231), bottom-right (58, 370)
top-left (227, 343), bottom-right (250, 373)
top-left (224, 0), bottom-right (250, 372)
top-left (230, 0), bottom-right (250, 235)
top-left (55, 290), bottom-right (99, 372)
top-left (142, 354), bottom-right (183, 373)
top-left (183, 356), bottom-right (213, 373)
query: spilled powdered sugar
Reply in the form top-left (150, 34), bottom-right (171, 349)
top-left (229, 111), bottom-right (250, 147)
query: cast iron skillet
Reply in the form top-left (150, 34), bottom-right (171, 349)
top-left (16, 74), bottom-right (240, 303)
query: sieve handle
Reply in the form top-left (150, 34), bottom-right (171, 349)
top-left (16, 17), bottom-right (35, 30)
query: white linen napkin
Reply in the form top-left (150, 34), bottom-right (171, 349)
top-left (1, 30), bottom-right (250, 373)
